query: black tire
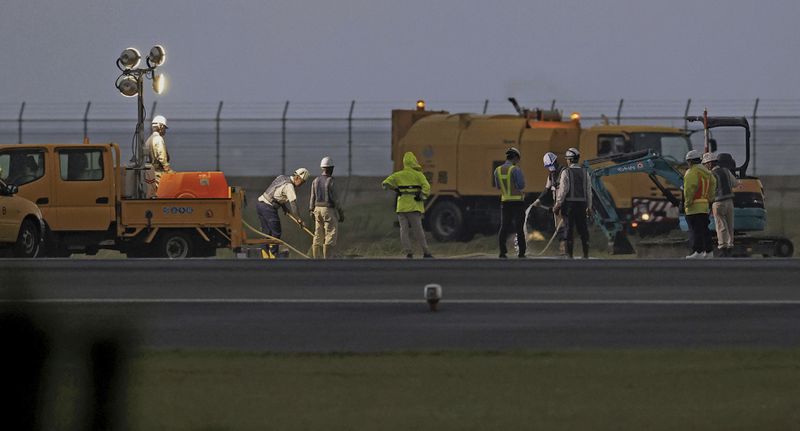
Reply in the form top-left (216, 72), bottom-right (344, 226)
top-left (428, 200), bottom-right (467, 242)
top-left (156, 230), bottom-right (195, 259)
top-left (774, 239), bottom-right (794, 258)
top-left (13, 219), bottom-right (40, 258)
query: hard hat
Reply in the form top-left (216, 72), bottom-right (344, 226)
top-left (320, 156), bottom-right (334, 168)
top-left (152, 115), bottom-right (168, 128)
top-left (506, 147), bottom-right (521, 159)
top-left (685, 149), bottom-right (703, 161)
top-left (543, 152), bottom-right (558, 168)
top-left (293, 167), bottom-right (310, 182)
top-left (566, 147), bottom-right (580, 160)
top-left (701, 152), bottom-right (718, 164)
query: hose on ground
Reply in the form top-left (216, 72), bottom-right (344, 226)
top-left (242, 219), bottom-right (311, 259)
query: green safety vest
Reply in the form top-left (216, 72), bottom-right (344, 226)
top-left (495, 164), bottom-right (524, 202)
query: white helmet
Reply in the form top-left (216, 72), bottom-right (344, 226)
top-left (701, 152), bottom-right (718, 164)
top-left (293, 167), bottom-right (310, 182)
top-left (543, 152), bottom-right (558, 168)
top-left (320, 156), bottom-right (334, 168)
top-left (505, 147), bottom-right (521, 159)
top-left (685, 149), bottom-right (703, 161)
top-left (152, 115), bottom-right (168, 128)
top-left (566, 147), bottom-right (580, 161)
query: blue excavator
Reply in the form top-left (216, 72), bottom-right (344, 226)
top-left (588, 141), bottom-right (794, 257)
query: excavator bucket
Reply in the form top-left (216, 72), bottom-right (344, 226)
top-left (612, 231), bottom-right (636, 255)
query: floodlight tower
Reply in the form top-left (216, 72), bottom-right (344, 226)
top-left (114, 45), bottom-right (167, 198)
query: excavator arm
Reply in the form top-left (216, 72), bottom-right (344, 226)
top-left (588, 151), bottom-right (684, 254)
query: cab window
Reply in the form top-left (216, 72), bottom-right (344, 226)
top-left (597, 135), bottom-right (630, 157)
top-left (0, 149), bottom-right (45, 186)
top-left (59, 149), bottom-right (104, 181)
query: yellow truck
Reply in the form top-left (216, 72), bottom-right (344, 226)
top-left (392, 103), bottom-right (690, 241)
top-left (0, 175), bottom-right (45, 257)
top-left (0, 142), bottom-right (250, 257)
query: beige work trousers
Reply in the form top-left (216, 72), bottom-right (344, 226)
top-left (712, 199), bottom-right (734, 249)
top-left (398, 211), bottom-right (430, 256)
top-left (312, 207), bottom-right (338, 258)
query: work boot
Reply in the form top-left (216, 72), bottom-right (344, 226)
top-left (406, 254), bottom-right (413, 259)
top-left (565, 240), bottom-right (574, 259)
top-left (312, 245), bottom-right (323, 259)
top-left (323, 245), bottom-right (332, 259)
top-left (423, 253), bottom-right (434, 258)
top-left (558, 241), bottom-right (567, 257)
top-left (499, 254), bottom-right (507, 259)
top-left (582, 241), bottom-right (589, 259)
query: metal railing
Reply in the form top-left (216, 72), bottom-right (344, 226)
top-left (2, 99), bottom-right (800, 176)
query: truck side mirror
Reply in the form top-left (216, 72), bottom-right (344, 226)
top-left (5, 184), bottom-right (18, 195)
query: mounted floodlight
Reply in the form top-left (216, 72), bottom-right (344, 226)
top-left (152, 73), bottom-right (167, 94)
top-left (117, 75), bottom-right (139, 97)
top-left (148, 45), bottom-right (166, 67)
top-left (118, 47), bottom-right (141, 69)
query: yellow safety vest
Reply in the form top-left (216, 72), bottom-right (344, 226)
top-left (495, 164), bottom-right (524, 202)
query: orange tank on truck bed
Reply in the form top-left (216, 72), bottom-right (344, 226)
top-left (157, 172), bottom-right (230, 199)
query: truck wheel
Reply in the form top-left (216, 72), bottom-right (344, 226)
top-left (429, 200), bottom-right (467, 242)
top-left (774, 239), bottom-right (794, 258)
top-left (158, 230), bottom-right (195, 259)
top-left (13, 219), bottom-right (40, 258)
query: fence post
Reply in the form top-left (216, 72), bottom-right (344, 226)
top-left (215, 101), bottom-right (224, 171)
top-left (348, 100), bottom-right (355, 177)
top-left (18, 102), bottom-right (25, 144)
top-left (83, 101), bottom-right (92, 141)
top-left (281, 100), bottom-right (289, 174)
top-left (616, 99), bottom-right (624, 125)
top-left (482, 99), bottom-right (489, 114)
top-left (550, 99), bottom-right (556, 111)
top-left (752, 97), bottom-right (759, 175)
top-left (683, 98), bottom-right (692, 131)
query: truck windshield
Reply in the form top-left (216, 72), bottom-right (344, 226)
top-left (629, 133), bottom-right (690, 163)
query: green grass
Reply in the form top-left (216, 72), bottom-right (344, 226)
top-left (45, 349), bottom-right (800, 430)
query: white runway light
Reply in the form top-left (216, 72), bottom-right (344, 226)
top-left (424, 284), bottom-right (442, 311)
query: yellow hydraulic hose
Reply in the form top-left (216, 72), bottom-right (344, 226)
top-left (536, 219), bottom-right (563, 256)
top-left (242, 219), bottom-right (311, 259)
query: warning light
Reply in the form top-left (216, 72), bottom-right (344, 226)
top-left (416, 100), bottom-right (426, 111)
top-left (631, 222), bottom-right (639, 228)
top-left (570, 112), bottom-right (581, 121)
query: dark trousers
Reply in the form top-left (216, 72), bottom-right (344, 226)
top-left (498, 201), bottom-right (526, 257)
top-left (686, 212), bottom-right (713, 253)
top-left (562, 201), bottom-right (590, 258)
top-left (256, 201), bottom-right (282, 255)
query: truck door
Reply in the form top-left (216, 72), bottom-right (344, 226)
top-left (0, 191), bottom-right (13, 242)
top-left (0, 147), bottom-right (52, 221)
top-left (51, 147), bottom-right (114, 231)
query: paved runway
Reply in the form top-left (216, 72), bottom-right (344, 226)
top-left (2, 259), bottom-right (799, 351)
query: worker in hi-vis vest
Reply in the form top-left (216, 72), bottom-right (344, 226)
top-left (683, 149), bottom-right (716, 259)
top-left (494, 147), bottom-right (526, 258)
top-left (256, 168), bottom-right (310, 258)
top-left (382, 152), bottom-right (433, 259)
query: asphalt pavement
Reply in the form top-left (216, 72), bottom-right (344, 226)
top-left (2, 259), bottom-right (799, 351)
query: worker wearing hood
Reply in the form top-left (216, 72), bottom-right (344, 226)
top-left (382, 152), bottom-right (433, 258)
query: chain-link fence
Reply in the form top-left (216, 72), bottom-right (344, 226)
top-left (2, 99), bottom-right (799, 176)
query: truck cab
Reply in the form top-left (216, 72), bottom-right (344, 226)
top-left (0, 170), bottom-right (45, 257)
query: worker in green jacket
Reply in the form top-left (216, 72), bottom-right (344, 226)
top-left (382, 152), bottom-right (433, 258)
top-left (683, 149), bottom-right (717, 259)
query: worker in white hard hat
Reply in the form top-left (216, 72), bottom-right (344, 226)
top-left (702, 151), bottom-right (738, 256)
top-left (309, 156), bottom-right (344, 258)
top-left (533, 152), bottom-right (567, 255)
top-left (256, 167), bottom-right (310, 258)
top-left (494, 147), bottom-right (527, 258)
top-left (684, 150), bottom-right (716, 259)
top-left (144, 115), bottom-right (174, 196)
top-left (553, 147), bottom-right (592, 259)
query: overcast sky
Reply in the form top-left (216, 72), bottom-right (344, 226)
top-left (2, 0), bottom-right (799, 104)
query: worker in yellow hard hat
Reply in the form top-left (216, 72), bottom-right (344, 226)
top-left (683, 150), bottom-right (716, 259)
top-left (257, 168), bottom-right (310, 258)
top-left (382, 152), bottom-right (433, 258)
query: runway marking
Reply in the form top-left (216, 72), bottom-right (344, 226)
top-left (5, 298), bottom-right (800, 305)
